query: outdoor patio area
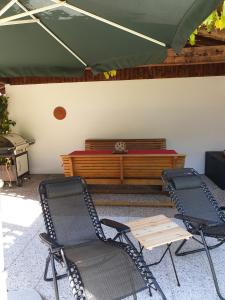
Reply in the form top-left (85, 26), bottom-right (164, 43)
top-left (1, 1), bottom-right (225, 300)
top-left (2, 174), bottom-right (225, 300)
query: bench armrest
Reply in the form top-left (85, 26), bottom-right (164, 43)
top-left (39, 233), bottom-right (63, 252)
top-left (101, 218), bottom-right (130, 233)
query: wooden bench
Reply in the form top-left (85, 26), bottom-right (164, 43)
top-left (61, 139), bottom-right (185, 204)
top-left (85, 139), bottom-right (166, 150)
top-left (61, 151), bottom-right (185, 187)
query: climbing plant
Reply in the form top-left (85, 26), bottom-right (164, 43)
top-left (103, 69), bottom-right (117, 79)
top-left (0, 94), bottom-right (16, 134)
top-left (0, 94), bottom-right (16, 170)
top-left (189, 0), bottom-right (225, 45)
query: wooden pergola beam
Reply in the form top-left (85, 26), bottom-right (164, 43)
top-left (2, 62), bottom-right (225, 85)
top-left (198, 28), bottom-right (225, 43)
top-left (141, 44), bottom-right (225, 67)
top-left (163, 45), bottom-right (225, 65)
top-left (1, 44), bottom-right (225, 85)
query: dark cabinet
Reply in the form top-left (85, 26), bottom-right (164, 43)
top-left (205, 151), bottom-right (225, 190)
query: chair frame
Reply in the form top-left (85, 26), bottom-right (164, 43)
top-left (39, 177), bottom-right (167, 300)
top-left (105, 220), bottom-right (181, 287)
top-left (162, 168), bottom-right (225, 300)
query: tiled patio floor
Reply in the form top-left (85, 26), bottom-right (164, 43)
top-left (1, 175), bottom-right (225, 300)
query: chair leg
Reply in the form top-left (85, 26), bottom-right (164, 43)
top-left (199, 230), bottom-right (225, 300)
top-left (175, 239), bottom-right (187, 256)
top-left (175, 238), bottom-right (225, 257)
top-left (50, 253), bottom-right (60, 300)
top-left (44, 253), bottom-right (67, 282)
top-left (150, 279), bottom-right (167, 300)
top-left (122, 232), bottom-right (137, 249)
top-left (44, 253), bottom-right (51, 281)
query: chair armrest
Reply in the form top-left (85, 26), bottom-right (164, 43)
top-left (39, 233), bottom-right (63, 252)
top-left (101, 218), bottom-right (130, 233)
top-left (174, 214), bottom-right (218, 229)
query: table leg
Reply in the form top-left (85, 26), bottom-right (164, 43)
top-left (147, 247), bottom-right (169, 267)
top-left (167, 244), bottom-right (180, 286)
top-left (147, 243), bottom-right (180, 287)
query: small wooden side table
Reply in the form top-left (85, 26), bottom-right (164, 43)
top-left (125, 214), bottom-right (192, 286)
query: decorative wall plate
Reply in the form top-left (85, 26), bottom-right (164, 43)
top-left (53, 106), bottom-right (66, 120)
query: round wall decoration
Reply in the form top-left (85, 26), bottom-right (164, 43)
top-left (53, 106), bottom-right (66, 120)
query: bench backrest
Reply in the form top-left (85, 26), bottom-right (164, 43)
top-left (85, 139), bottom-right (166, 150)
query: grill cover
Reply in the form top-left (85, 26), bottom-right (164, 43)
top-left (0, 133), bottom-right (30, 154)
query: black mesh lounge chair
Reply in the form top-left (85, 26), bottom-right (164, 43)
top-left (39, 176), bottom-right (166, 300)
top-left (162, 168), bottom-right (225, 300)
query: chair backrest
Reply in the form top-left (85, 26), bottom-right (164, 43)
top-left (39, 176), bottom-right (105, 247)
top-left (162, 168), bottom-right (225, 225)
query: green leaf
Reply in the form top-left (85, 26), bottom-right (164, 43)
top-left (202, 11), bottom-right (218, 32)
top-left (0, 95), bottom-right (16, 134)
top-left (103, 70), bottom-right (117, 79)
top-left (103, 72), bottom-right (110, 80)
top-left (109, 70), bottom-right (117, 77)
top-left (215, 15), bottom-right (225, 30)
top-left (189, 32), bottom-right (196, 46)
top-left (222, 1), bottom-right (225, 17)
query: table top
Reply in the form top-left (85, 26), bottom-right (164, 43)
top-left (125, 214), bottom-right (192, 250)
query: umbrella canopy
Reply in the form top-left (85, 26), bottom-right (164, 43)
top-left (0, 0), bottom-right (222, 77)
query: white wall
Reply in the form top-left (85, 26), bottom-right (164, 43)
top-left (6, 76), bottom-right (225, 174)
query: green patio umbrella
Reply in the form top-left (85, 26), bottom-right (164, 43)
top-left (0, 0), bottom-right (222, 77)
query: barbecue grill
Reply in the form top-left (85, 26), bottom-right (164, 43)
top-left (0, 133), bottom-right (34, 186)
